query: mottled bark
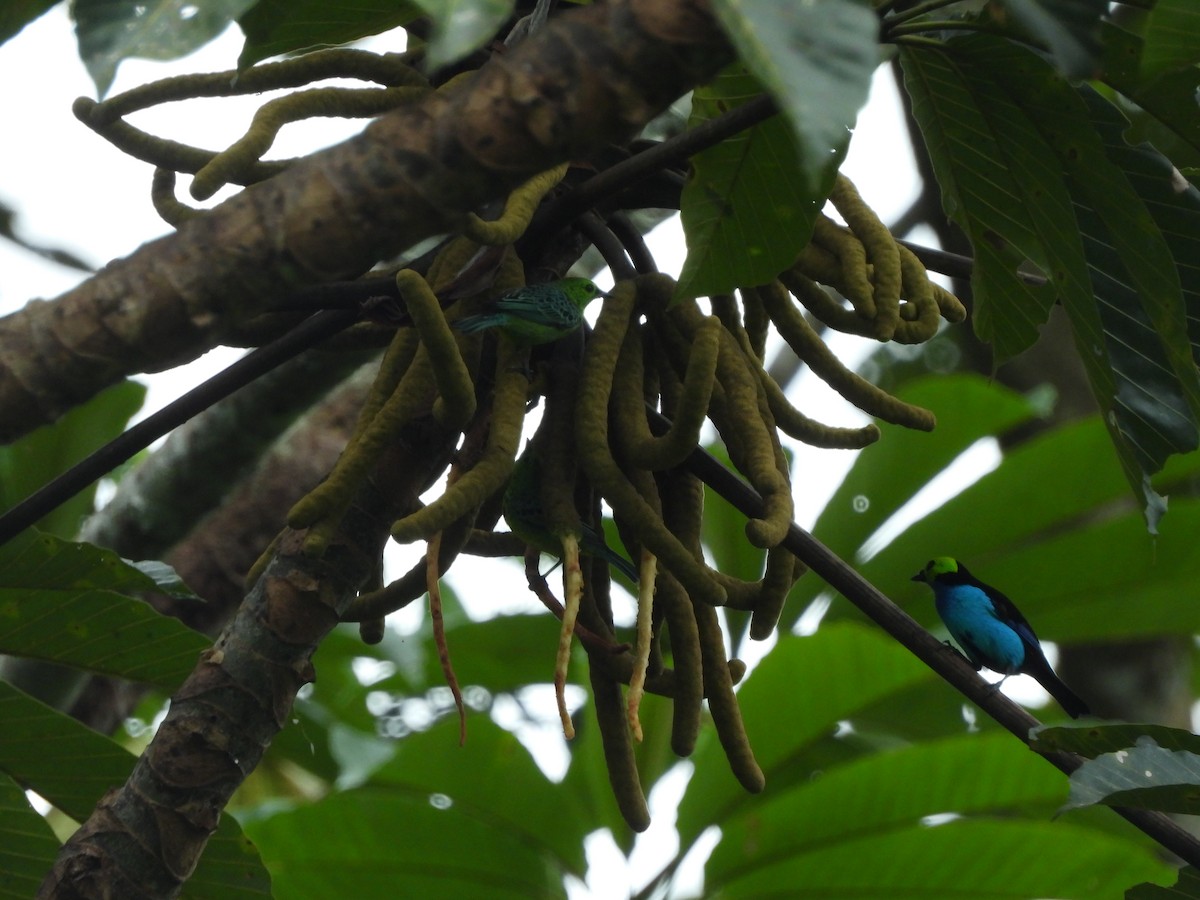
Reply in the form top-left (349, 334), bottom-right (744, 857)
top-left (1, 0), bottom-right (731, 441)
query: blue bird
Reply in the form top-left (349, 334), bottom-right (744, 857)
top-left (912, 557), bottom-right (1089, 719)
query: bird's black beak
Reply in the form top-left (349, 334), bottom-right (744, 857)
top-left (910, 572), bottom-right (924, 583)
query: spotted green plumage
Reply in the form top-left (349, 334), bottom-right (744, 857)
top-left (455, 278), bottom-right (607, 344)
top-left (503, 449), bottom-right (637, 582)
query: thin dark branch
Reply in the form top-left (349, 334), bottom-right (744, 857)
top-left (606, 212), bottom-right (659, 275)
top-left (899, 238), bottom-right (1046, 287)
top-left (576, 213), bottom-right (638, 281)
top-left (0, 309), bottom-right (358, 547)
top-left (531, 94), bottom-right (778, 239)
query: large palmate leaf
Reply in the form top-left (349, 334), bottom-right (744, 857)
top-left (1102, 22), bottom-right (1200, 164)
top-left (0, 681), bottom-right (271, 898)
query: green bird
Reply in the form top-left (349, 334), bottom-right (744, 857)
top-left (912, 557), bottom-right (1089, 719)
top-left (454, 278), bottom-right (608, 344)
top-left (503, 449), bottom-right (638, 582)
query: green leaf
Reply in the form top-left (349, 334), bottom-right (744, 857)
top-left (995, 0), bottom-right (1105, 79)
top-left (375, 716), bottom-right (588, 875)
top-left (1140, 0), bottom-right (1200, 80)
top-left (0, 773), bottom-right (59, 899)
top-left (0, 531), bottom-right (210, 690)
top-left (1101, 22), bottom-right (1200, 163)
top-left (126, 558), bottom-right (199, 599)
top-left (899, 42), bottom-right (1088, 362)
top-left (0, 381), bottom-right (144, 539)
top-left (0, 681), bottom-right (272, 898)
top-left (1061, 735), bottom-right (1200, 815)
top-left (0, 1), bottom-right (58, 54)
top-left (412, 0), bottom-right (514, 71)
top-left (676, 67), bottom-right (820, 299)
top-left (1034, 721), bottom-right (1200, 759)
top-left (905, 35), bottom-right (1200, 529)
top-left (676, 622), bottom-right (935, 849)
top-left (668, 626), bottom-right (1169, 897)
top-left (711, 819), bottom-right (1167, 897)
top-left (237, 0), bottom-right (420, 68)
top-left (706, 731), bottom-right (1069, 888)
top-left (709, 0), bottom-right (876, 198)
top-left (245, 717), bottom-right (581, 898)
top-left (74, 0), bottom-right (258, 97)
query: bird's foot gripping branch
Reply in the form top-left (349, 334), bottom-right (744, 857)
top-left (266, 169), bottom-right (965, 830)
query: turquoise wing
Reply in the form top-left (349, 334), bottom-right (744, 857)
top-left (493, 285), bottom-right (580, 329)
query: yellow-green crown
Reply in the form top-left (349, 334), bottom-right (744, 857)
top-left (919, 557), bottom-right (960, 580)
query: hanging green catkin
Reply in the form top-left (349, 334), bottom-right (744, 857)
top-left (393, 269), bottom-right (477, 429)
top-left (828, 174), bottom-right (902, 340)
top-left (811, 216), bottom-right (877, 320)
top-left (575, 279), bottom-right (727, 607)
top-left (757, 280), bottom-right (938, 431)
top-left (779, 268), bottom-right (869, 337)
top-left (287, 331), bottom-right (432, 553)
top-left (589, 662), bottom-right (651, 832)
top-left (748, 545), bottom-right (803, 640)
top-left (462, 163), bottom-right (570, 245)
top-left (191, 84), bottom-right (425, 199)
top-left (654, 572), bottom-right (704, 757)
top-left (740, 286), bottom-right (771, 361)
top-left (694, 601), bottom-right (765, 793)
top-left (610, 319), bottom-right (719, 471)
top-left (748, 284), bottom-right (882, 448)
top-left (670, 303), bottom-right (792, 548)
top-left (390, 337), bottom-right (528, 542)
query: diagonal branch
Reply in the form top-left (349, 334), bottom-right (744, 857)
top-left (671, 416), bottom-right (1200, 869)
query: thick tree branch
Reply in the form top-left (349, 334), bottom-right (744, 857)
top-left (0, 0), bottom-right (732, 442)
top-left (40, 413), bottom-right (460, 897)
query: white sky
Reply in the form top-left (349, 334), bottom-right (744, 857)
top-left (0, 8), bottom-right (1015, 898)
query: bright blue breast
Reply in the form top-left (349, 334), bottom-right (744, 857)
top-left (934, 583), bottom-right (1026, 674)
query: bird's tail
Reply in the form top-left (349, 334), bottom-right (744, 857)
top-left (604, 548), bottom-right (639, 583)
top-left (1029, 661), bottom-right (1090, 719)
top-left (454, 314), bottom-right (503, 333)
